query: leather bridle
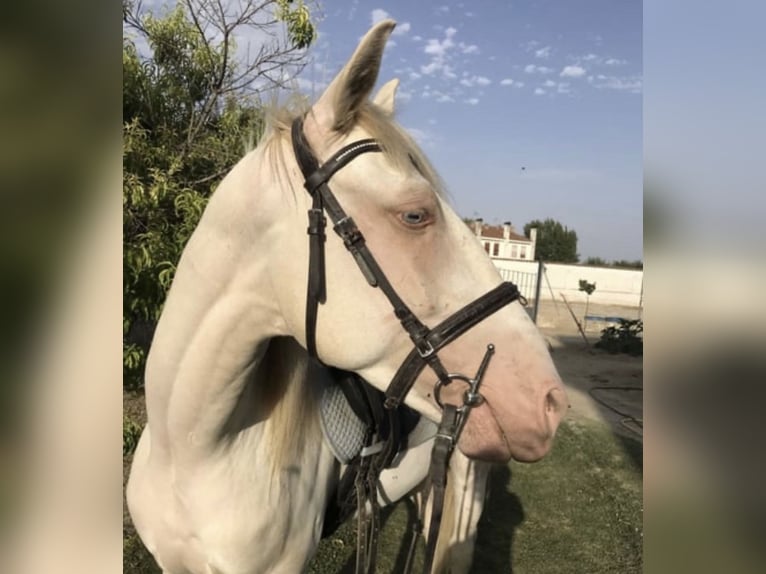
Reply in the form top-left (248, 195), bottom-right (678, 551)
top-left (291, 117), bottom-right (525, 573)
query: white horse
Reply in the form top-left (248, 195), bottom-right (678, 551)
top-left (127, 20), bottom-right (568, 574)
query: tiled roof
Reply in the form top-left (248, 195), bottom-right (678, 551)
top-left (479, 224), bottom-right (530, 243)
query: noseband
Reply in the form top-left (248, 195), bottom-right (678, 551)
top-left (291, 117), bottom-right (524, 573)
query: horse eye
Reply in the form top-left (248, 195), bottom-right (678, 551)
top-left (401, 210), bottom-right (429, 226)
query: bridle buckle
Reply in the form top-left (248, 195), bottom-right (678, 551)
top-left (416, 339), bottom-right (435, 359)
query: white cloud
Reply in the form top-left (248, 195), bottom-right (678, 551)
top-left (422, 88), bottom-right (455, 103)
top-left (397, 89), bottom-right (413, 102)
top-left (465, 97), bottom-right (480, 105)
top-left (543, 79), bottom-right (556, 87)
top-left (409, 71), bottom-right (421, 80)
top-left (535, 46), bottom-right (552, 59)
top-left (420, 27), bottom-right (459, 79)
top-left (524, 64), bottom-right (554, 74)
top-left (560, 65), bottom-right (586, 78)
top-left (515, 81), bottom-right (524, 88)
top-left (413, 35), bottom-right (423, 41)
top-left (523, 40), bottom-right (540, 52)
top-left (424, 29), bottom-right (456, 57)
top-left (460, 75), bottom-right (491, 87)
top-left (500, 78), bottom-right (514, 86)
top-left (294, 76), bottom-right (329, 95)
top-left (593, 75), bottom-right (642, 92)
top-left (421, 61), bottom-right (441, 75)
top-left (371, 8), bottom-right (410, 36)
top-left (371, 8), bottom-right (390, 24)
top-left (557, 82), bottom-right (571, 94)
top-left (534, 87), bottom-right (545, 95)
top-left (405, 127), bottom-right (436, 148)
top-left (582, 53), bottom-right (600, 61)
top-left (605, 57), bottom-right (627, 65)
top-left (459, 42), bottom-right (479, 54)
top-left (394, 22), bottom-right (412, 35)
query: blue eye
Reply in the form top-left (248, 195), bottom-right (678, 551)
top-left (401, 210), bottom-right (429, 226)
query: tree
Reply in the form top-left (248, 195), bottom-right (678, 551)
top-left (584, 256), bottom-right (608, 266)
top-left (578, 279), bottom-right (596, 329)
top-left (123, 0), bottom-right (317, 389)
top-left (612, 259), bottom-right (643, 269)
top-left (523, 218), bottom-right (579, 263)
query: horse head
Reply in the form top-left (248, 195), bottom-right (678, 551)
top-left (265, 20), bottom-right (568, 463)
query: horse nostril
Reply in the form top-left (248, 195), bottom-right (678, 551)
top-left (545, 387), bottom-right (567, 418)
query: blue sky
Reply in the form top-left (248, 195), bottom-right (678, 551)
top-left (130, 0), bottom-right (643, 261)
top-left (301, 0), bottom-right (643, 261)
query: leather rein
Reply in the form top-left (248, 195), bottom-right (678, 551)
top-left (290, 117), bottom-right (524, 573)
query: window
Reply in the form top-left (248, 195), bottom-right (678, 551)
top-left (493, 243), bottom-right (499, 256)
top-left (520, 245), bottom-right (527, 259)
top-left (511, 245), bottom-right (518, 259)
top-left (484, 242), bottom-right (490, 253)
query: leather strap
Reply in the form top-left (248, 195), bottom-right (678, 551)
top-left (423, 404), bottom-right (459, 574)
top-left (385, 282), bottom-right (522, 409)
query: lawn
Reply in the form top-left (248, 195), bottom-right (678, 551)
top-left (124, 415), bottom-right (642, 573)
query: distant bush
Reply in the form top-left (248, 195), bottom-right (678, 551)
top-left (595, 319), bottom-right (643, 356)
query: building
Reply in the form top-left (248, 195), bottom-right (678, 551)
top-left (470, 219), bottom-right (537, 261)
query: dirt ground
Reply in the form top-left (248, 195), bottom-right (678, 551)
top-left (536, 300), bottom-right (644, 442)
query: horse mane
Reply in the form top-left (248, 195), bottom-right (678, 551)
top-left (258, 97), bottom-right (448, 202)
top-left (259, 337), bottom-right (322, 478)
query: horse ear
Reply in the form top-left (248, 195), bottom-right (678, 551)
top-left (373, 78), bottom-right (399, 116)
top-left (313, 20), bottom-right (396, 132)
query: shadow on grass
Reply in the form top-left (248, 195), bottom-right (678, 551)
top-left (615, 431), bottom-right (643, 474)
top-left (469, 465), bottom-right (524, 573)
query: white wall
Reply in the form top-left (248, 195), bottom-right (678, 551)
top-left (492, 259), bottom-right (643, 307)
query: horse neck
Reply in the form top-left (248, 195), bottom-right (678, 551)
top-left (144, 140), bottom-right (303, 461)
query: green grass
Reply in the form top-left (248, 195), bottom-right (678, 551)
top-left (472, 419), bottom-right (643, 574)
top-left (124, 419), bottom-right (642, 573)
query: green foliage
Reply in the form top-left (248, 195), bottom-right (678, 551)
top-left (584, 257), bottom-right (643, 269)
top-left (123, 1), bottom-right (316, 389)
top-left (613, 259), bottom-right (644, 269)
top-left (596, 319), bottom-right (644, 356)
top-left (123, 416), bottom-right (144, 456)
top-left (578, 279), bottom-right (596, 295)
top-left (276, 0), bottom-right (316, 49)
top-left (523, 218), bottom-right (579, 263)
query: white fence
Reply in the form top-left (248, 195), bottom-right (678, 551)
top-left (492, 259), bottom-right (643, 308)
